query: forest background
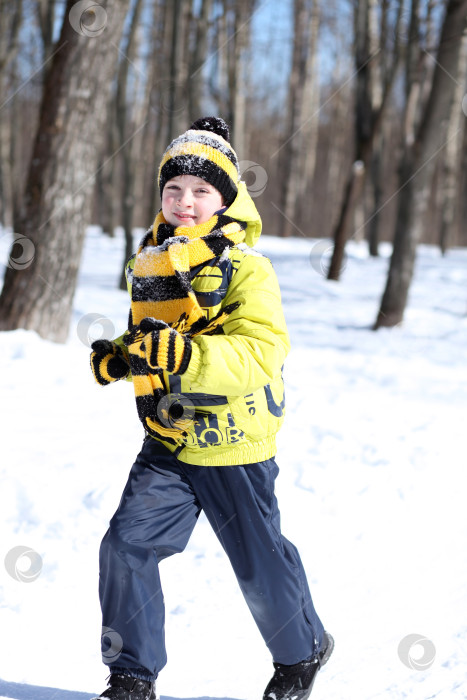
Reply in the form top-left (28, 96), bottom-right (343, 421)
top-left (0, 0), bottom-right (466, 342)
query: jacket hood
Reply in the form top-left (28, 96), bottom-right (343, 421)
top-left (224, 181), bottom-right (262, 247)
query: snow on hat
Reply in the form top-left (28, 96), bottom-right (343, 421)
top-left (158, 117), bottom-right (240, 206)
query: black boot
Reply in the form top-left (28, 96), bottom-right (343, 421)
top-left (92, 673), bottom-right (156, 699)
top-left (263, 632), bottom-right (334, 700)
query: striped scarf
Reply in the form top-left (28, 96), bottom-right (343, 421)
top-left (124, 210), bottom-right (246, 442)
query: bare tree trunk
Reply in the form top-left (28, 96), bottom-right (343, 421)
top-left (217, 9), bottom-right (230, 118)
top-left (200, 0), bottom-right (255, 156)
top-left (225, 6), bottom-right (236, 131)
top-left (327, 0), bottom-right (373, 277)
top-left (144, 0), bottom-right (170, 223)
top-left (0, 99), bottom-right (14, 227)
top-left (365, 0), bottom-right (385, 253)
top-left (215, 0), bottom-right (253, 156)
top-left (0, 0), bottom-right (22, 76)
top-left (367, 129), bottom-right (382, 255)
top-left (375, 0), bottom-right (467, 328)
top-left (0, 0), bottom-right (130, 342)
top-left (188, 0), bottom-right (213, 122)
top-left (34, 0), bottom-right (55, 66)
top-left (325, 56), bottom-right (351, 238)
top-left (439, 29), bottom-right (467, 254)
top-left (296, 0), bottom-right (320, 228)
top-left (279, 0), bottom-right (319, 237)
top-left (166, 0), bottom-right (191, 144)
top-left (231, 0), bottom-right (248, 158)
top-left (94, 109), bottom-right (119, 236)
top-left (117, 0), bottom-right (144, 290)
top-left (132, 1), bottom-right (164, 228)
top-left (459, 110), bottom-right (467, 246)
top-left (327, 0), bottom-right (403, 279)
top-left (0, 0), bottom-right (23, 228)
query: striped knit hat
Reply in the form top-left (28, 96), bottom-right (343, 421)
top-left (158, 117), bottom-right (240, 206)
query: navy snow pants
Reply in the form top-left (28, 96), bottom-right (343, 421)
top-left (99, 437), bottom-right (324, 680)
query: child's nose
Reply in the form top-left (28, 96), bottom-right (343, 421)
top-left (178, 190), bottom-right (193, 206)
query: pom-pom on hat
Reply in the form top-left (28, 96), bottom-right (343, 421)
top-left (158, 117), bottom-right (240, 206)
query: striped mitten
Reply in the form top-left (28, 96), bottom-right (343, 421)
top-left (90, 340), bottom-right (130, 385)
top-left (141, 321), bottom-right (192, 375)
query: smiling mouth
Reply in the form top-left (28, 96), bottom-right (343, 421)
top-left (174, 212), bottom-right (195, 220)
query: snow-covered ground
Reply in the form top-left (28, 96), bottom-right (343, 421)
top-left (1, 227), bottom-right (466, 700)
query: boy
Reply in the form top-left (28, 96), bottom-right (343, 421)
top-left (90, 117), bottom-right (333, 700)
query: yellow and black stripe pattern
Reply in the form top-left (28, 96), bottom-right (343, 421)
top-left (158, 117), bottom-right (240, 206)
top-left (129, 211), bottom-right (244, 329)
top-left (125, 212), bottom-right (245, 442)
top-left (90, 340), bottom-right (130, 386)
top-left (144, 326), bottom-right (192, 375)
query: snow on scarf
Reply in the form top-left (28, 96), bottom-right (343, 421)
top-left (123, 210), bottom-right (245, 442)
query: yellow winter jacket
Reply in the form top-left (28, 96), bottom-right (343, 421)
top-left (119, 183), bottom-right (290, 466)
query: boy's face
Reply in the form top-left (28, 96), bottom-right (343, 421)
top-left (162, 174), bottom-right (224, 227)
